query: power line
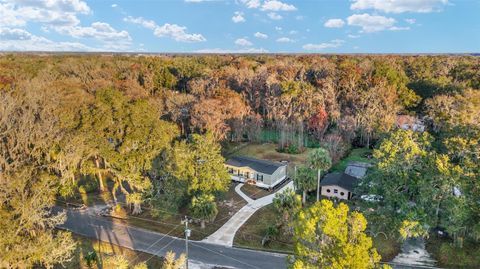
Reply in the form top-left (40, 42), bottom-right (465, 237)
top-left (190, 241), bottom-right (262, 269)
top-left (129, 223), bottom-right (181, 266)
top-left (56, 197), bottom-right (295, 249)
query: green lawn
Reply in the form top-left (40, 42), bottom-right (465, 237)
top-left (331, 148), bottom-right (373, 173)
top-left (426, 236), bottom-right (480, 268)
top-left (230, 143), bottom-right (314, 178)
top-left (58, 234), bottom-right (164, 269)
top-left (233, 204), bottom-right (294, 253)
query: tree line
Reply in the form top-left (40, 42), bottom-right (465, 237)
top-left (0, 53), bottom-right (478, 267)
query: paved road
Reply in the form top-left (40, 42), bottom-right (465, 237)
top-left (55, 207), bottom-right (287, 269)
top-left (203, 181), bottom-right (294, 246)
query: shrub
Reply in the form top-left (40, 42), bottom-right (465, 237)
top-left (112, 204), bottom-right (127, 218)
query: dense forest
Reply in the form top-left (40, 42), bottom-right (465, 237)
top-left (0, 54), bottom-right (479, 268)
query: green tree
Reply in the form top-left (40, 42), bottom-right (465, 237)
top-left (78, 88), bottom-right (178, 214)
top-left (273, 188), bottom-right (302, 226)
top-left (170, 132), bottom-right (230, 194)
top-left (290, 200), bottom-right (385, 269)
top-left (360, 129), bottom-right (466, 241)
top-left (190, 194), bottom-right (218, 229)
top-left (307, 148), bottom-right (332, 201)
top-left (294, 166), bottom-right (316, 205)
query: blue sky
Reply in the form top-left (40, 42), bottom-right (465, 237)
top-left (0, 0), bottom-right (479, 53)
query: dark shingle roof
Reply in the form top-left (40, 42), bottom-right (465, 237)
top-left (321, 172), bottom-right (360, 192)
top-left (225, 156), bottom-right (285, 175)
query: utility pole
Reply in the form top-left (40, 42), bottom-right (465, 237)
top-left (182, 216), bottom-right (191, 269)
top-left (316, 169), bottom-right (321, 202)
top-left (294, 165), bottom-right (297, 191)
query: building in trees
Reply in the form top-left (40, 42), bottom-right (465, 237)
top-left (320, 172), bottom-right (360, 200)
top-left (225, 156), bottom-right (287, 189)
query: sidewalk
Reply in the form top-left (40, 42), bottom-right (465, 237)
top-left (202, 181), bottom-right (294, 246)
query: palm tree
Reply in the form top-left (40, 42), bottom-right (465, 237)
top-left (294, 166), bottom-right (317, 205)
top-left (307, 148), bottom-right (332, 201)
top-left (190, 194), bottom-right (218, 229)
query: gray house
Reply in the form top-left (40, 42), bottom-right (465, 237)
top-left (320, 172), bottom-right (360, 200)
top-left (225, 156), bottom-right (287, 189)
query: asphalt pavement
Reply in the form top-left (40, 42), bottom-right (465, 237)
top-left (55, 207), bottom-right (287, 269)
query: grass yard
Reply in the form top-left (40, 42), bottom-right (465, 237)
top-left (116, 183), bottom-right (247, 241)
top-left (331, 147), bottom-right (373, 173)
top-left (426, 236), bottom-right (480, 268)
top-left (233, 204), bottom-right (294, 253)
top-left (58, 234), bottom-right (164, 269)
top-left (240, 184), bottom-right (272, 199)
top-left (230, 143), bottom-right (314, 178)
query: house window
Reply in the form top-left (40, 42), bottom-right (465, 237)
top-left (246, 172), bottom-right (250, 179)
top-left (334, 189), bottom-right (338, 194)
top-left (340, 192), bottom-right (345, 196)
top-left (228, 168), bottom-right (234, 174)
top-left (326, 189), bottom-right (331, 193)
top-left (257, 174), bottom-right (264, 182)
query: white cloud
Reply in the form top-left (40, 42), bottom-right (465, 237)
top-left (254, 32), bottom-right (268, 39)
top-left (235, 38), bottom-right (253, 46)
top-left (347, 13), bottom-right (396, 33)
top-left (267, 12), bottom-right (282, 20)
top-left (55, 22), bottom-right (132, 47)
top-left (289, 30), bottom-right (298, 34)
top-left (261, 0), bottom-right (296, 11)
top-left (276, 37), bottom-right (294, 43)
top-left (111, 4), bottom-right (118, 8)
top-left (405, 18), bottom-right (416, 24)
top-left (232, 11), bottom-right (245, 23)
top-left (125, 16), bottom-right (206, 42)
top-left (155, 24), bottom-right (206, 42)
top-left (240, 0), bottom-right (261, 8)
top-left (389, 26), bottom-right (410, 31)
top-left (0, 0), bottom-right (91, 27)
top-left (0, 1), bottom-right (133, 50)
top-left (195, 47), bottom-right (268, 53)
top-left (302, 39), bottom-right (344, 50)
top-left (124, 16), bottom-right (157, 30)
top-left (348, 34), bottom-right (360, 38)
top-left (275, 26), bottom-right (282, 31)
top-left (0, 27), bottom-right (97, 51)
top-left (324, 18), bottom-right (345, 28)
top-left (350, 0), bottom-right (449, 13)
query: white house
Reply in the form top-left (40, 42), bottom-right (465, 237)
top-left (225, 156), bottom-right (287, 189)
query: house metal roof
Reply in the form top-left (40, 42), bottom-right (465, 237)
top-left (321, 172), bottom-right (360, 192)
top-left (225, 156), bottom-right (285, 175)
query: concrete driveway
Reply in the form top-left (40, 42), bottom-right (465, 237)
top-left (202, 181), bottom-right (294, 246)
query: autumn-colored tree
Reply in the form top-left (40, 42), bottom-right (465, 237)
top-left (0, 82), bottom-right (76, 268)
top-left (308, 105), bottom-right (328, 140)
top-left (162, 251), bottom-right (186, 269)
top-left (190, 89), bottom-right (249, 141)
